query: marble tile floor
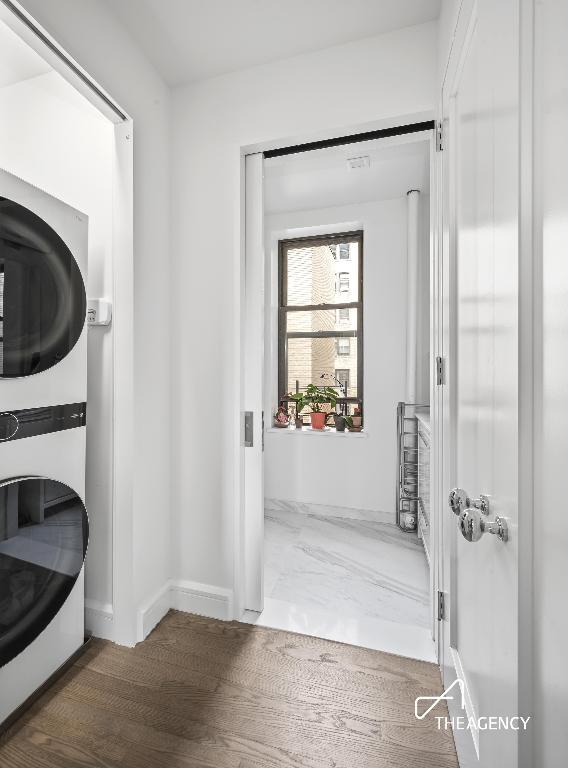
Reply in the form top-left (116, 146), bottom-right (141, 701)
top-left (242, 506), bottom-right (436, 663)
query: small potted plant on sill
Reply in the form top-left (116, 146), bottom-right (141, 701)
top-left (333, 414), bottom-right (347, 432)
top-left (287, 384), bottom-right (338, 430)
top-left (273, 403), bottom-right (290, 428)
top-left (346, 412), bottom-right (363, 432)
top-left (351, 406), bottom-right (363, 428)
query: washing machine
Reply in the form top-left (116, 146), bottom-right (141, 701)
top-left (0, 169), bottom-right (89, 727)
top-left (0, 167), bottom-right (88, 410)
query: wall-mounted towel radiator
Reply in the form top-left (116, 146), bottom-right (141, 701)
top-left (396, 401), bottom-right (427, 531)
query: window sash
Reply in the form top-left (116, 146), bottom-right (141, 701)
top-left (278, 231), bottom-right (363, 409)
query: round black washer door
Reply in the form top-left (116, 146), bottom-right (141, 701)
top-left (0, 477), bottom-right (88, 667)
top-left (0, 197), bottom-right (86, 377)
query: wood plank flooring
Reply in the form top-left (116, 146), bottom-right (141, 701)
top-left (0, 610), bottom-right (458, 768)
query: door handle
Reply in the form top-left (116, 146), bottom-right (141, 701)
top-left (458, 507), bottom-right (508, 543)
top-left (448, 488), bottom-right (490, 516)
top-left (242, 411), bottom-right (253, 447)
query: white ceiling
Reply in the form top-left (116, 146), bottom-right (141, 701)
top-left (0, 19), bottom-right (51, 89)
top-left (104, 0), bottom-right (441, 85)
top-left (265, 135), bottom-right (430, 215)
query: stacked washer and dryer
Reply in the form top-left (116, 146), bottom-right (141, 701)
top-left (0, 168), bottom-right (89, 726)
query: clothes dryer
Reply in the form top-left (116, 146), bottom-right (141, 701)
top-left (0, 168), bottom-right (88, 411)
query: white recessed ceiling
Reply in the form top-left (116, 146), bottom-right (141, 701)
top-left (0, 19), bottom-right (51, 89)
top-left (265, 135), bottom-right (430, 214)
top-left (104, 0), bottom-right (441, 86)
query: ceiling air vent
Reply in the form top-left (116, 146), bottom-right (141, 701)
top-left (346, 155), bottom-right (370, 170)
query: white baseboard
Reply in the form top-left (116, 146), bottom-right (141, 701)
top-left (136, 579), bottom-right (234, 643)
top-left (450, 647), bottom-right (480, 760)
top-left (265, 497), bottom-right (394, 524)
top-left (85, 599), bottom-right (114, 641)
top-left (170, 580), bottom-right (233, 621)
top-left (137, 581), bottom-right (171, 642)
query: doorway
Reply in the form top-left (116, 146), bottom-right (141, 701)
top-left (240, 128), bottom-right (439, 663)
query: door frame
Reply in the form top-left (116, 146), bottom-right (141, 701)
top-left (235, 116), bottom-right (442, 632)
top-left (0, 0), bottom-right (137, 645)
top-left (435, 0), bottom-right (536, 764)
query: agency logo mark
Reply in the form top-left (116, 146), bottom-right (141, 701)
top-left (415, 678), bottom-right (465, 720)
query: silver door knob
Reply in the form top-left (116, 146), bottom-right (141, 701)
top-left (448, 488), bottom-right (468, 516)
top-left (448, 488), bottom-right (491, 516)
top-left (459, 507), bottom-right (484, 541)
top-left (459, 508), bottom-right (508, 543)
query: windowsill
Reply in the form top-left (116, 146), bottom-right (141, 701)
top-left (266, 426), bottom-right (368, 438)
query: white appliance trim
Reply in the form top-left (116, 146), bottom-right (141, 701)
top-left (85, 599), bottom-right (115, 642)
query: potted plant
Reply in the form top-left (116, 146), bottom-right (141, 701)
top-left (351, 406), bottom-right (362, 428)
top-left (287, 384), bottom-right (338, 430)
top-left (273, 404), bottom-right (290, 428)
top-left (334, 414), bottom-right (347, 432)
top-left (345, 414), bottom-right (362, 432)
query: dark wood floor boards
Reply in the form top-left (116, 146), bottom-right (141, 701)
top-left (0, 610), bottom-right (458, 768)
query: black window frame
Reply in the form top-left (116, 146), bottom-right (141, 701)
top-left (278, 230), bottom-right (363, 414)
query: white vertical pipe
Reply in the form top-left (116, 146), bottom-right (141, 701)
top-left (406, 189), bottom-right (420, 403)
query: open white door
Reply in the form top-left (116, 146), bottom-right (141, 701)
top-left (438, 0), bottom-right (520, 765)
top-left (242, 152), bottom-right (265, 613)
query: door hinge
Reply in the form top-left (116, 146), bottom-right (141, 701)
top-left (437, 590), bottom-right (446, 621)
top-left (436, 356), bottom-right (446, 386)
top-left (436, 121), bottom-right (444, 152)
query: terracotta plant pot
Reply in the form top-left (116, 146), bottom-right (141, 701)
top-left (310, 412), bottom-right (326, 430)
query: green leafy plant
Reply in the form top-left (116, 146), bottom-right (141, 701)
top-left (288, 384), bottom-right (338, 415)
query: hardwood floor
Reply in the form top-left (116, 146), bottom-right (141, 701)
top-left (0, 611), bottom-right (458, 768)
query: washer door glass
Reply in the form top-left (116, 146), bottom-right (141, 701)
top-left (0, 198), bottom-right (86, 377)
top-left (0, 478), bottom-right (88, 667)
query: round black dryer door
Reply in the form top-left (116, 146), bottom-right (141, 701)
top-left (0, 198), bottom-right (86, 377)
top-left (0, 478), bottom-right (88, 667)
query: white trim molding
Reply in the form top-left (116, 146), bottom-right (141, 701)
top-left (265, 498), bottom-right (393, 524)
top-left (451, 647), bottom-right (480, 757)
top-left (136, 582), bottom-right (171, 643)
top-left (136, 580), bottom-right (234, 643)
top-left (170, 580), bottom-right (233, 622)
top-left (85, 599), bottom-right (115, 642)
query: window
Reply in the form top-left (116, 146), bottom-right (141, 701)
top-left (338, 272), bottom-right (350, 293)
top-left (278, 231), bottom-right (363, 415)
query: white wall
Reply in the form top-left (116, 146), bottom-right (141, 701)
top-left (264, 196), bottom-right (429, 515)
top-left (171, 22), bottom-right (437, 596)
top-left (0, 70), bottom-right (115, 613)
top-left (19, 0), bottom-right (172, 641)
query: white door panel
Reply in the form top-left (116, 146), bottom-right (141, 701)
top-left (441, 0), bottom-right (519, 765)
top-left (243, 153), bottom-right (265, 612)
